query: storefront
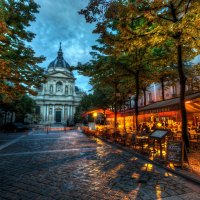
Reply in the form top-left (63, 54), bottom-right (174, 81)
top-left (137, 92), bottom-right (200, 130)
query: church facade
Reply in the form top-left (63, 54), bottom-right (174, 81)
top-left (33, 44), bottom-right (82, 124)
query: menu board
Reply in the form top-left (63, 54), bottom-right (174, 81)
top-left (150, 129), bottom-right (169, 139)
top-left (166, 141), bottom-right (183, 166)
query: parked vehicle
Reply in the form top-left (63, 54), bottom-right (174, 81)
top-left (1, 123), bottom-right (29, 133)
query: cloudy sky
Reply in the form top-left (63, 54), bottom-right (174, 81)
top-left (28, 0), bottom-right (98, 92)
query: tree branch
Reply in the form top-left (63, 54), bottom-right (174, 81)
top-left (177, 0), bottom-right (184, 8)
top-left (157, 14), bottom-right (174, 22)
top-left (185, 0), bottom-right (192, 14)
top-left (170, 2), bottom-right (178, 22)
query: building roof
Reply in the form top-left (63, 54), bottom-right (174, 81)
top-left (47, 42), bottom-right (72, 74)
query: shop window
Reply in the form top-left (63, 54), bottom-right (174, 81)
top-left (149, 93), bottom-right (152, 102)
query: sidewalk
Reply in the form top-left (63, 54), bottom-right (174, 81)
top-left (182, 151), bottom-right (200, 179)
top-left (100, 137), bottom-right (200, 185)
top-left (82, 126), bottom-right (200, 185)
top-left (82, 127), bottom-right (200, 185)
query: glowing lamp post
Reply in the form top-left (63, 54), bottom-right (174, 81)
top-left (93, 112), bottom-right (98, 123)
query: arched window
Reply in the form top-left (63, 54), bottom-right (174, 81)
top-left (56, 82), bottom-right (63, 92)
top-left (50, 85), bottom-right (53, 93)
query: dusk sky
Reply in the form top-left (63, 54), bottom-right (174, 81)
top-left (28, 0), bottom-right (98, 92)
top-left (28, 0), bottom-right (200, 93)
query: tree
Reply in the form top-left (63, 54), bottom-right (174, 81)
top-left (0, 0), bottom-right (46, 100)
top-left (128, 0), bottom-right (200, 149)
top-left (80, 0), bottom-right (200, 149)
top-left (74, 92), bottom-right (101, 124)
top-left (15, 95), bottom-right (36, 122)
top-left (76, 55), bottom-right (130, 128)
top-left (0, 94), bottom-right (36, 124)
top-left (185, 63), bottom-right (200, 94)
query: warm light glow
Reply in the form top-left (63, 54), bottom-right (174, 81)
top-left (157, 122), bottom-right (162, 127)
top-left (93, 112), bottom-right (98, 117)
top-left (144, 163), bottom-right (153, 171)
top-left (168, 163), bottom-right (175, 170)
top-left (131, 173), bottom-right (140, 179)
top-left (185, 100), bottom-right (191, 104)
top-left (156, 185), bottom-right (162, 199)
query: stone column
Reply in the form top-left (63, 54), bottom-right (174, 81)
top-left (41, 105), bottom-right (45, 123)
top-left (46, 104), bottom-right (48, 123)
top-left (71, 105), bottom-right (74, 124)
top-left (64, 105), bottom-right (67, 121)
top-left (71, 105), bottom-right (74, 116)
top-left (70, 105), bottom-right (73, 122)
top-left (67, 105), bottom-right (69, 123)
top-left (62, 104), bottom-right (65, 123)
top-left (43, 104), bottom-right (46, 123)
top-left (47, 104), bottom-right (49, 123)
top-left (52, 104), bottom-right (55, 123)
top-left (44, 104), bottom-right (47, 123)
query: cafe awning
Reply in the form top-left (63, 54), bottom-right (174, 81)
top-left (139, 92), bottom-right (200, 114)
top-left (82, 109), bottom-right (114, 117)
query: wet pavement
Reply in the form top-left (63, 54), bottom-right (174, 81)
top-left (0, 128), bottom-right (200, 200)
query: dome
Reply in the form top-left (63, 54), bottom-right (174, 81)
top-left (47, 43), bottom-right (71, 72)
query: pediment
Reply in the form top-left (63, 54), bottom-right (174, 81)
top-left (49, 72), bottom-right (74, 79)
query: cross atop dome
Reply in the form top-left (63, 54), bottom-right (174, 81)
top-left (47, 42), bottom-right (72, 74)
top-left (57, 42), bottom-right (63, 59)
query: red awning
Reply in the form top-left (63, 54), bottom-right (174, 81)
top-left (139, 92), bottom-right (200, 114)
top-left (82, 109), bottom-right (114, 117)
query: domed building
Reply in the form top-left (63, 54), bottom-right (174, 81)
top-left (33, 43), bottom-right (82, 124)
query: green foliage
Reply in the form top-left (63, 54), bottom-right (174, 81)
top-left (0, 0), bottom-right (46, 100)
top-left (0, 94), bottom-right (36, 122)
top-left (74, 93), bottom-right (95, 123)
top-left (80, 0), bottom-right (200, 148)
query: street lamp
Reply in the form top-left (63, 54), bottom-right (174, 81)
top-left (93, 112), bottom-right (97, 123)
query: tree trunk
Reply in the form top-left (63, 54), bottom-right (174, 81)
top-left (177, 44), bottom-right (189, 149)
top-left (142, 89), bottom-right (146, 106)
top-left (114, 84), bottom-right (118, 129)
top-left (135, 71), bottom-right (140, 132)
top-left (4, 111), bottom-right (7, 124)
top-left (114, 102), bottom-right (117, 128)
top-left (161, 77), bottom-right (165, 100)
top-left (10, 112), bottom-right (14, 123)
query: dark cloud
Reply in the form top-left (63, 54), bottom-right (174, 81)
top-left (28, 0), bottom-right (97, 92)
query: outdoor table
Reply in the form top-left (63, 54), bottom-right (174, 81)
top-left (149, 129), bottom-right (170, 159)
top-left (136, 135), bottom-right (149, 152)
top-left (125, 132), bottom-right (133, 146)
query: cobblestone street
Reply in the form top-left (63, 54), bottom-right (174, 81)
top-left (0, 129), bottom-right (200, 200)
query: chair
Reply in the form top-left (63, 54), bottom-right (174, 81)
top-left (189, 130), bottom-right (197, 140)
top-left (189, 132), bottom-right (200, 151)
top-left (173, 131), bottom-right (182, 140)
